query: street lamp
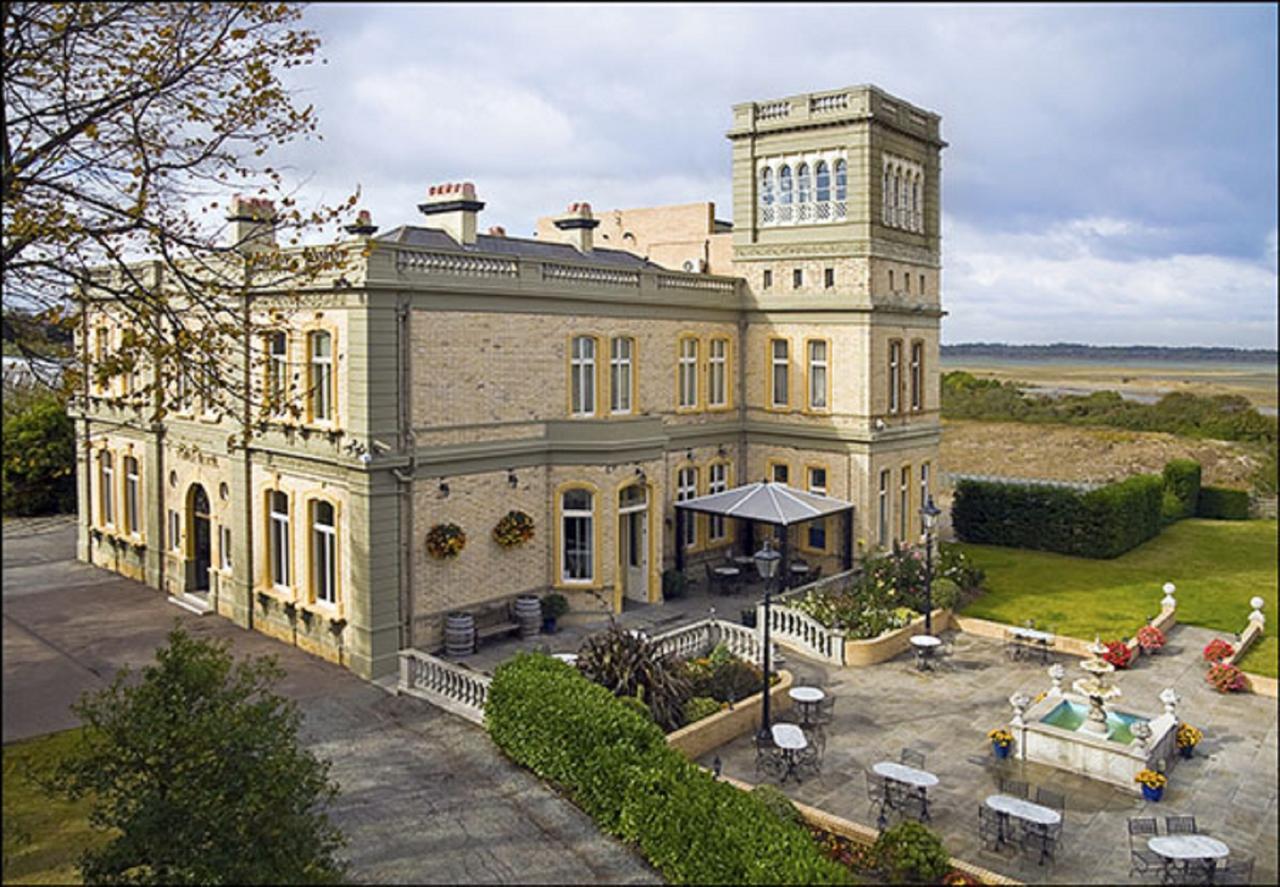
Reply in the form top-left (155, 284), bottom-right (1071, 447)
top-left (919, 495), bottom-right (942, 636)
top-left (753, 537), bottom-right (782, 739)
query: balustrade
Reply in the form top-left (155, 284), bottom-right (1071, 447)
top-left (398, 649), bottom-right (491, 725)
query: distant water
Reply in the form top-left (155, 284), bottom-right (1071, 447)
top-left (1019, 385), bottom-right (1278, 416)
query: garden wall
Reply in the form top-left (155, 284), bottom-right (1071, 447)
top-left (666, 670), bottom-right (794, 760)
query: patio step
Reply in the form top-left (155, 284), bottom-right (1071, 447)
top-left (168, 592), bottom-right (212, 616)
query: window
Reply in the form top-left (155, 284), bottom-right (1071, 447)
top-left (123, 456), bottom-right (139, 536)
top-left (198, 360), bottom-right (215, 415)
top-left (778, 165), bottom-right (792, 205)
top-left (883, 169), bottom-right (891, 223)
top-left (771, 463), bottom-right (789, 485)
top-left (807, 467), bottom-right (827, 550)
top-left (835, 160), bottom-right (847, 202)
top-left (792, 268), bottom-right (803, 289)
top-left (815, 161), bottom-right (830, 202)
top-left (176, 364), bottom-right (193, 413)
top-left (94, 326), bottom-right (109, 393)
top-left (220, 524), bottom-right (233, 570)
top-left (910, 341), bottom-right (924, 411)
top-left (269, 490), bottom-right (291, 590)
top-left (797, 163), bottom-right (811, 208)
top-left (912, 181), bottom-right (920, 231)
top-left (888, 269), bottom-right (895, 291)
top-left (905, 273), bottom-right (910, 294)
top-left (760, 167), bottom-right (773, 206)
top-left (919, 274), bottom-right (925, 295)
top-left (770, 339), bottom-right (790, 408)
top-left (267, 331), bottom-right (288, 415)
top-left (920, 463), bottom-right (931, 530)
top-left (708, 338), bottom-right (729, 408)
top-left (570, 335), bottom-right (596, 416)
top-left (311, 500), bottom-right (337, 606)
top-left (561, 488), bottom-right (594, 582)
top-left (99, 451), bottom-right (115, 527)
top-left (610, 336), bottom-right (633, 415)
top-left (807, 340), bottom-right (828, 411)
top-left (763, 269), bottom-right (772, 289)
top-left (708, 463), bottom-right (728, 542)
top-left (888, 341), bottom-right (902, 414)
top-left (308, 331), bottom-right (333, 422)
top-left (677, 467), bottom-right (698, 549)
top-left (824, 268), bottom-right (834, 289)
top-left (900, 466), bottom-right (911, 542)
top-left (169, 509), bottom-right (181, 552)
top-left (678, 337), bottom-right (699, 409)
top-left (878, 469), bottom-right (890, 546)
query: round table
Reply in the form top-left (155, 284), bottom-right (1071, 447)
top-left (910, 634), bottom-right (942, 670)
top-left (732, 555), bottom-right (756, 567)
top-left (789, 686), bottom-right (826, 725)
top-left (770, 723), bottom-right (810, 784)
top-left (713, 566), bottom-right (741, 577)
top-left (1148, 835), bottom-right (1230, 884)
top-left (985, 794), bottom-right (1061, 851)
top-left (789, 563), bottom-right (811, 574)
top-left (874, 761), bottom-right (939, 825)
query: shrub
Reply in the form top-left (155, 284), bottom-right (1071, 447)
top-left (661, 568), bottom-right (689, 600)
top-left (1101, 639), bottom-right (1133, 669)
top-left (619, 694), bottom-right (652, 722)
top-left (1207, 662), bottom-right (1250, 693)
top-left (1161, 459), bottom-right (1202, 523)
top-left (685, 654), bottom-right (764, 704)
top-left (952, 473), bottom-right (1163, 559)
top-left (486, 653), bottom-right (850, 885)
top-left (540, 592), bottom-right (569, 621)
top-left (750, 784), bottom-right (804, 826)
top-left (576, 622), bottom-right (691, 731)
top-left (681, 695), bottom-right (722, 726)
top-left (873, 820), bottom-right (951, 885)
top-left (939, 543), bottom-right (986, 593)
top-left (1, 389), bottom-right (76, 516)
top-left (1196, 486), bottom-right (1250, 520)
top-left (1202, 638), bottom-right (1235, 663)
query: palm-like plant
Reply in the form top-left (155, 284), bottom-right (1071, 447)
top-left (576, 622), bottom-right (691, 731)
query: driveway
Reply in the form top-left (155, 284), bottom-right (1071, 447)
top-left (2, 516), bottom-right (657, 884)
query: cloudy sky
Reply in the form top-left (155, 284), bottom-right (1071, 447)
top-left (278, 3), bottom-right (1277, 348)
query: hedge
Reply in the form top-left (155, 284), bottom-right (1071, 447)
top-left (486, 653), bottom-right (850, 885)
top-left (1196, 486), bottom-right (1250, 520)
top-left (952, 473), bottom-right (1163, 559)
top-left (1161, 459), bottom-right (1202, 523)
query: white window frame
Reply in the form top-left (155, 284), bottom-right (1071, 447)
top-left (770, 339), bottom-right (790, 408)
top-left (269, 490), bottom-right (291, 590)
top-left (807, 467), bottom-right (827, 550)
top-left (268, 331), bottom-right (288, 416)
top-left (308, 331), bottom-right (333, 423)
top-left (570, 335), bottom-right (596, 416)
top-left (708, 463), bottom-right (728, 542)
top-left (910, 341), bottom-right (923, 411)
top-left (311, 500), bottom-right (337, 606)
top-left (678, 337), bottom-right (699, 409)
top-left (888, 341), bottom-right (902, 414)
top-left (708, 338), bottom-right (728, 408)
top-left (99, 451), bottom-right (115, 527)
top-left (220, 524), bottom-right (233, 570)
top-left (677, 467), bottom-right (698, 549)
top-left (878, 469), bottom-right (890, 547)
top-left (560, 489), bottom-right (594, 583)
top-left (123, 455), bottom-right (139, 536)
top-left (807, 340), bottom-right (828, 411)
top-left (609, 336), bottom-right (633, 415)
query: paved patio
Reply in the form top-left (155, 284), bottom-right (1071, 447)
top-left (698, 625), bottom-right (1278, 885)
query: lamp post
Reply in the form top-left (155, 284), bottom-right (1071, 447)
top-left (753, 537), bottom-right (781, 740)
top-left (919, 495), bottom-right (942, 636)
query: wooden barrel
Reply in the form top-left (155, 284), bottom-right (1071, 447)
top-left (514, 594), bottom-right (541, 638)
top-left (445, 611), bottom-right (475, 657)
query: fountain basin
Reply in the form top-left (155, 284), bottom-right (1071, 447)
top-left (1014, 692), bottom-right (1178, 793)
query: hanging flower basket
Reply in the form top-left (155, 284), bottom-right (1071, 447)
top-left (492, 510), bottom-right (535, 548)
top-left (426, 523), bottom-right (466, 559)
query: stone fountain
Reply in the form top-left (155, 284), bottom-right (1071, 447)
top-left (1073, 639), bottom-right (1121, 735)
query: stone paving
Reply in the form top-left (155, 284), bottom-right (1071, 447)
top-left (699, 626), bottom-right (1278, 885)
top-left (2, 516), bottom-right (657, 884)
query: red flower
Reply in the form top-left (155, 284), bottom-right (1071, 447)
top-left (1101, 639), bottom-right (1133, 669)
top-left (1202, 638), bottom-right (1235, 663)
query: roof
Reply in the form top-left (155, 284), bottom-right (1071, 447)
top-left (674, 481), bottom-right (853, 526)
top-left (377, 225), bottom-right (667, 270)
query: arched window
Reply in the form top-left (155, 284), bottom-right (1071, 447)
top-left (310, 500), bottom-right (337, 606)
top-left (797, 163), bottom-right (811, 204)
top-left (759, 167), bottom-right (773, 206)
top-left (308, 330), bottom-right (332, 422)
top-left (912, 179), bottom-right (920, 231)
top-left (815, 161), bottom-right (830, 203)
top-left (882, 168), bottom-right (891, 223)
top-left (560, 488), bottom-right (594, 582)
top-left (778, 165), bottom-right (792, 205)
top-left (835, 160), bottom-right (847, 201)
top-left (269, 490), bottom-right (290, 589)
top-left (123, 455), bottom-right (140, 536)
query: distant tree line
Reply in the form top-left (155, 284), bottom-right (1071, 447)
top-left (942, 342), bottom-right (1278, 363)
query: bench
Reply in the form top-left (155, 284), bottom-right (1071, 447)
top-left (475, 621), bottom-right (520, 642)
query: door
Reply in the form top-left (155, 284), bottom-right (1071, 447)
top-left (619, 485), bottom-right (649, 604)
top-left (189, 484), bottom-right (212, 593)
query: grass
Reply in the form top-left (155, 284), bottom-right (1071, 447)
top-left (956, 518), bottom-right (1278, 678)
top-left (2, 728), bottom-right (109, 885)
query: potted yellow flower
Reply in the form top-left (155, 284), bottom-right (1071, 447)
top-left (1135, 768), bottom-right (1168, 802)
top-left (1175, 723), bottom-right (1202, 759)
top-left (987, 728), bottom-right (1014, 759)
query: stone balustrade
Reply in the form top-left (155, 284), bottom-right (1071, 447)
top-left (759, 602), bottom-right (847, 665)
top-left (398, 649), bottom-right (492, 726)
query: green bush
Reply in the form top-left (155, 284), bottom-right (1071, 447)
top-left (1196, 486), bottom-right (1250, 520)
top-left (619, 694), bottom-right (653, 722)
top-left (487, 653), bottom-right (850, 885)
top-left (661, 568), bottom-right (689, 600)
top-left (2, 390), bottom-right (76, 516)
top-left (872, 820), bottom-right (951, 885)
top-left (681, 695), bottom-right (722, 726)
top-left (749, 784), bottom-right (804, 826)
top-left (539, 592), bottom-right (569, 620)
top-left (576, 623), bottom-right (692, 731)
top-left (685, 655), bottom-right (762, 704)
top-left (952, 473), bottom-right (1163, 559)
top-left (1161, 459), bottom-right (1202, 523)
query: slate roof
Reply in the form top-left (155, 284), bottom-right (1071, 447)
top-left (377, 225), bottom-right (667, 270)
top-left (673, 481), bottom-right (854, 526)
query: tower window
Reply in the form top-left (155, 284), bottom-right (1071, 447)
top-left (763, 269), bottom-right (772, 289)
top-left (793, 268), bottom-right (803, 289)
top-left (824, 268), bottom-right (834, 289)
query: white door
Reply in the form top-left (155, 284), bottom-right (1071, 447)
top-left (619, 486), bottom-right (649, 603)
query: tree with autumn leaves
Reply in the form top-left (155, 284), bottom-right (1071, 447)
top-left (2, 2), bottom-right (359, 427)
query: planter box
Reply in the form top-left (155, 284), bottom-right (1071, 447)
top-left (665, 670), bottom-right (793, 761)
top-left (842, 608), bottom-right (952, 666)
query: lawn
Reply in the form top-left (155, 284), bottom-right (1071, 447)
top-left (2, 728), bottom-right (108, 885)
top-left (956, 518), bottom-right (1278, 678)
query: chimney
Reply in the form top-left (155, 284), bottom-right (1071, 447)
top-left (418, 182), bottom-right (483, 245)
top-left (344, 209), bottom-right (379, 239)
top-left (554, 202), bottom-right (599, 253)
top-left (487, 225), bottom-right (506, 237)
top-left (226, 195), bottom-right (277, 253)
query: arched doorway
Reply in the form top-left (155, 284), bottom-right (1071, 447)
top-left (618, 483), bottom-right (650, 606)
top-left (187, 484), bottom-right (212, 593)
